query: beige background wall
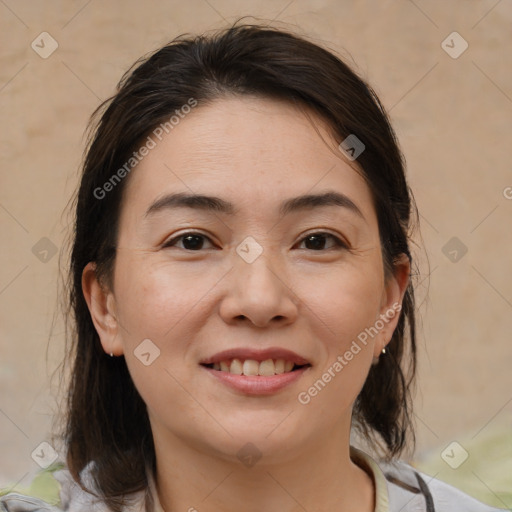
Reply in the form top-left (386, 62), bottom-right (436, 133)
top-left (1, 0), bottom-right (511, 504)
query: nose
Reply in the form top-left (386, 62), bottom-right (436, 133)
top-left (219, 250), bottom-right (299, 328)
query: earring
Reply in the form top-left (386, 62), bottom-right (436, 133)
top-left (372, 346), bottom-right (388, 366)
top-left (109, 352), bottom-right (114, 357)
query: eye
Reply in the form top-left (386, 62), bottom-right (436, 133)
top-left (162, 232), bottom-right (215, 251)
top-left (162, 231), bottom-right (347, 252)
top-left (296, 232), bottom-right (348, 251)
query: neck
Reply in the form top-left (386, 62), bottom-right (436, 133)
top-left (151, 419), bottom-right (375, 512)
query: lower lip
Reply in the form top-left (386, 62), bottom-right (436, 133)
top-left (201, 365), bottom-right (310, 395)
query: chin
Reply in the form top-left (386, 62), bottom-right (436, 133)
top-left (209, 420), bottom-right (311, 464)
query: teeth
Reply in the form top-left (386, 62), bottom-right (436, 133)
top-left (259, 359), bottom-right (275, 376)
top-left (274, 359), bottom-right (285, 374)
top-left (230, 358), bottom-right (243, 375)
top-left (242, 359), bottom-right (259, 376)
top-left (211, 358), bottom-right (303, 376)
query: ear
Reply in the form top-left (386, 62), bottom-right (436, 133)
top-left (373, 253), bottom-right (411, 358)
top-left (82, 262), bottom-right (124, 356)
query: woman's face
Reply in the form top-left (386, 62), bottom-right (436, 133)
top-left (84, 96), bottom-right (408, 464)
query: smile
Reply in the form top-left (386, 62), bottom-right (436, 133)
top-left (201, 358), bottom-right (311, 376)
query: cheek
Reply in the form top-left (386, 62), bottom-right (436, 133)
top-left (296, 266), bottom-right (382, 409)
top-left (298, 278), bottom-right (380, 413)
top-left (305, 261), bottom-right (384, 403)
top-left (113, 253), bottom-right (215, 342)
top-left (301, 260), bottom-right (384, 345)
top-left (111, 256), bottom-right (210, 419)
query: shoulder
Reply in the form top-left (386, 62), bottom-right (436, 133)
top-left (1, 456), bottom-right (507, 512)
top-left (0, 463), bottom-right (145, 512)
top-left (378, 456), bottom-right (507, 512)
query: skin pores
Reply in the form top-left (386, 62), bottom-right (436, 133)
top-left (83, 96), bottom-right (409, 511)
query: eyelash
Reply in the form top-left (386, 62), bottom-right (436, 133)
top-left (162, 231), bottom-right (349, 251)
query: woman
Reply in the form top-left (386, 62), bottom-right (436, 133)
top-left (1, 22), bottom-right (506, 512)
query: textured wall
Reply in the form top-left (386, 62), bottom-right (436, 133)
top-left (1, 0), bottom-right (511, 504)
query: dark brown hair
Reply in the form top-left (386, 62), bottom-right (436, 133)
top-left (64, 20), bottom-right (418, 511)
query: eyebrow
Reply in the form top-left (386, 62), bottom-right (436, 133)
top-left (144, 191), bottom-right (365, 220)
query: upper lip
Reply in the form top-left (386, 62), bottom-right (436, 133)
top-left (200, 347), bottom-right (310, 366)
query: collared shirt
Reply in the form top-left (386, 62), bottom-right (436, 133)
top-left (0, 447), bottom-right (506, 511)
top-left (126, 446), bottom-right (506, 512)
top-left (351, 446), bottom-right (390, 512)
top-left (141, 447), bottom-right (389, 512)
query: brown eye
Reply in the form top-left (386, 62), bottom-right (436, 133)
top-left (163, 232), bottom-right (214, 251)
top-left (298, 232), bottom-right (347, 251)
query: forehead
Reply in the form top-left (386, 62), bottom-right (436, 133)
top-left (121, 96), bottom-right (376, 223)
